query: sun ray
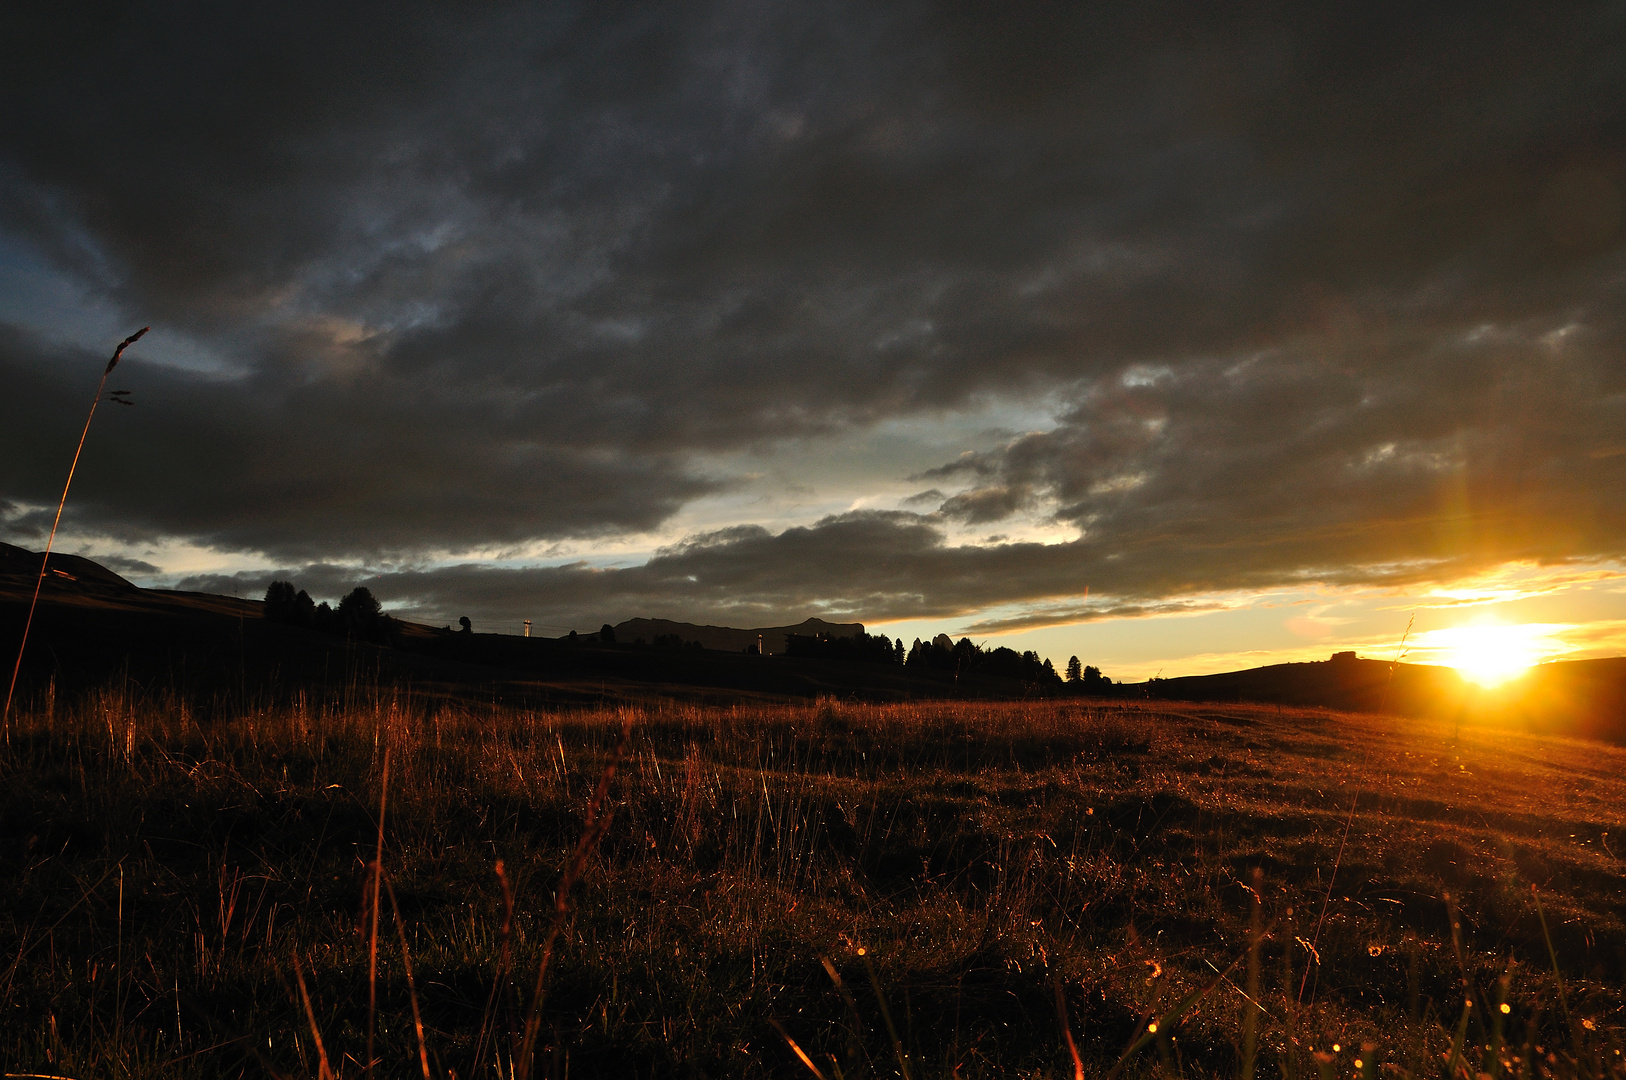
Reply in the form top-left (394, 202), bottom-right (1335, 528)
top-left (1422, 622), bottom-right (1552, 687)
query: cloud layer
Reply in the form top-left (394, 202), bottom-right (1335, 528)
top-left (3, 2), bottom-right (1623, 627)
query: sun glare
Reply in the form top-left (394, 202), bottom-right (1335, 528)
top-left (1433, 622), bottom-right (1545, 687)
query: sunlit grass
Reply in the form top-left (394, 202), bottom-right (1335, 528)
top-left (1, 686), bottom-right (1623, 1077)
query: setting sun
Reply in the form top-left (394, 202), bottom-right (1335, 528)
top-left (1432, 622), bottom-right (1547, 687)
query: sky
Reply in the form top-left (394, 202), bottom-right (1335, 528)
top-left (3, 2), bottom-right (1625, 681)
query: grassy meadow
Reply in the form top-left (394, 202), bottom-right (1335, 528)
top-left (2, 688), bottom-right (1624, 1078)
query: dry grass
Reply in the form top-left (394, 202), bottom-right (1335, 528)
top-left (2, 686), bottom-right (1623, 1078)
top-left (3, 325), bottom-right (147, 729)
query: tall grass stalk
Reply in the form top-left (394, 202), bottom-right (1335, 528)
top-left (4, 327), bottom-right (148, 736)
top-left (515, 714), bottom-right (633, 1080)
top-left (365, 746), bottom-right (390, 1079)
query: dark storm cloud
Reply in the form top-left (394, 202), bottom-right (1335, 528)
top-left (179, 510), bottom-right (1066, 629)
top-left (0, 327), bottom-right (717, 559)
top-left (93, 554), bottom-right (162, 577)
top-left (937, 485), bottom-right (1033, 525)
top-left (918, 312), bottom-right (1626, 602)
top-left (912, 452), bottom-right (1001, 482)
top-left (3, 2), bottom-right (1624, 614)
top-left (900, 488), bottom-right (947, 508)
top-left (961, 599), bottom-right (1236, 636)
top-left (177, 504), bottom-right (1565, 634)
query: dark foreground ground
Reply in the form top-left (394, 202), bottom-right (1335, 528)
top-left (3, 689), bottom-right (1624, 1079)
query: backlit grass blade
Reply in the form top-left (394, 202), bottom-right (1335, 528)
top-left (4, 327), bottom-right (148, 736)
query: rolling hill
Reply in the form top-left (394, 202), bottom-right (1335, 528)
top-left (4, 544), bottom-right (1625, 742)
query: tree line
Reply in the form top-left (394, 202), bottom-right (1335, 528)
top-left (904, 634), bottom-right (1060, 685)
top-left (259, 588), bottom-right (1117, 691)
top-left (262, 580), bottom-right (397, 643)
top-left (784, 629), bottom-right (903, 664)
top-left (787, 630), bottom-right (1114, 693)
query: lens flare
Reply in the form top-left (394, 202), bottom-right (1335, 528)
top-left (1430, 622), bottom-right (1547, 686)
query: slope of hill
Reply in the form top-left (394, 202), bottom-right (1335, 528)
top-left (0, 548), bottom-right (1034, 708)
top-left (0, 540), bottom-right (140, 592)
top-left (1140, 653), bottom-right (1466, 713)
top-left (1137, 651), bottom-right (1626, 744)
top-left (5, 545), bottom-right (1626, 742)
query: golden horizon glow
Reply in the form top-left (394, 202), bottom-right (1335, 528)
top-left (1428, 622), bottom-right (1549, 687)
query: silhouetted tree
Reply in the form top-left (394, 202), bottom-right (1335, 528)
top-left (1066, 656), bottom-right (1083, 683)
top-left (600, 623), bottom-right (616, 644)
top-left (264, 580), bottom-right (325, 629)
top-left (907, 635), bottom-right (967, 672)
top-left (337, 587), bottom-right (384, 639)
top-left (458, 616), bottom-right (472, 634)
top-left (784, 630), bottom-right (900, 664)
top-left (897, 635), bottom-right (1064, 689)
top-left (263, 580), bottom-right (296, 621)
top-left (314, 601), bottom-right (336, 634)
top-left (981, 646), bottom-right (1025, 680)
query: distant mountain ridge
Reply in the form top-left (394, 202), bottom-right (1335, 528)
top-left (611, 617), bottom-right (864, 655)
top-left (1140, 653), bottom-right (1462, 714)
